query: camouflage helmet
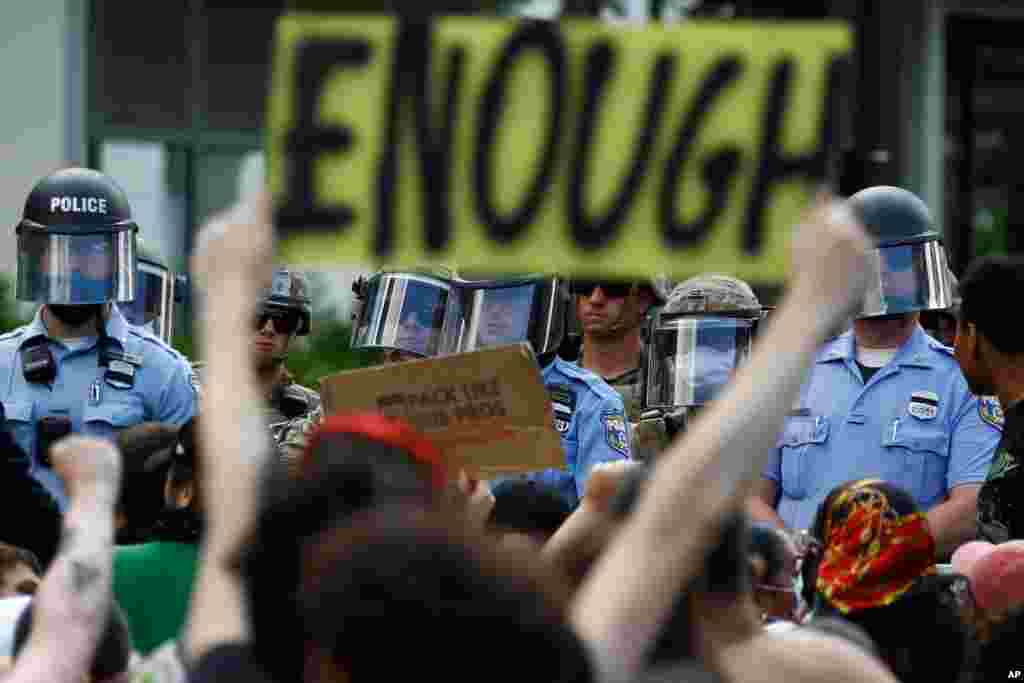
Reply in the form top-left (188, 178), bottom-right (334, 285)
top-left (259, 268), bottom-right (312, 336)
top-left (664, 274), bottom-right (763, 317)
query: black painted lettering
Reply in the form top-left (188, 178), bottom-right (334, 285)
top-left (473, 21), bottom-right (567, 244)
top-left (743, 56), bottom-right (846, 254)
top-left (659, 56), bottom-right (743, 249)
top-left (569, 44), bottom-right (675, 250)
top-left (276, 39), bottom-right (371, 235)
top-left (375, 18), bottom-right (465, 256)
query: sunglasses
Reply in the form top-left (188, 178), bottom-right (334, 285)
top-left (569, 281), bottom-right (635, 298)
top-left (254, 310), bottom-right (301, 335)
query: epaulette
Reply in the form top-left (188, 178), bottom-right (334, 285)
top-left (0, 328), bottom-right (27, 343)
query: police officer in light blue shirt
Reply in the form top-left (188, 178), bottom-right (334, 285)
top-left (0, 168), bottom-right (197, 509)
top-left (756, 187), bottom-right (1000, 558)
top-left (350, 269), bottom-right (630, 507)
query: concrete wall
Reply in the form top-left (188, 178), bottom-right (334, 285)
top-left (0, 0), bottom-right (81, 276)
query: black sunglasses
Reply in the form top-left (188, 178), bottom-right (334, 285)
top-left (569, 280), bottom-right (635, 299)
top-left (254, 310), bottom-right (301, 335)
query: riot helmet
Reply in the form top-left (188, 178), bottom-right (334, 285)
top-left (351, 267), bottom-right (569, 359)
top-left (120, 240), bottom-right (177, 343)
top-left (351, 266), bottom-right (458, 359)
top-left (644, 274), bottom-right (766, 410)
top-left (847, 186), bottom-right (953, 318)
top-left (258, 268), bottom-right (312, 337)
top-left (449, 272), bottom-right (569, 357)
top-left (919, 268), bottom-right (960, 347)
top-left (16, 167), bottom-right (137, 307)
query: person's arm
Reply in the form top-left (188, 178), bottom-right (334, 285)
top-left (8, 436), bottom-right (121, 683)
top-left (747, 479), bottom-right (787, 529)
top-left (181, 196), bottom-right (275, 665)
top-left (570, 198), bottom-right (872, 683)
top-left (930, 390), bottom-right (1001, 558)
top-left (926, 484), bottom-right (982, 560)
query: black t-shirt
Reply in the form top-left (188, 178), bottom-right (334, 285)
top-left (977, 399), bottom-right (1024, 542)
top-left (187, 643), bottom-right (275, 683)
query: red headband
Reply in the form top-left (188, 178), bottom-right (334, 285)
top-left (303, 413), bottom-right (448, 489)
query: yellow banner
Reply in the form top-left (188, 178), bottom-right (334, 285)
top-left (268, 16), bottom-right (851, 281)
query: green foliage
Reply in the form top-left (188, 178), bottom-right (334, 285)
top-left (0, 274), bottom-right (31, 334)
top-left (972, 206), bottom-right (1009, 260)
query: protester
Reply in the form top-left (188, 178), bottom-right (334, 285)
top-left (0, 545), bottom-right (41, 599)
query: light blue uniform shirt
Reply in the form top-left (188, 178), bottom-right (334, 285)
top-left (524, 356), bottom-right (631, 507)
top-left (764, 326), bottom-right (1000, 531)
top-left (0, 305), bottom-right (197, 509)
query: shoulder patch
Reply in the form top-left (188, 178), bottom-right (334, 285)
top-left (602, 410), bottom-right (629, 456)
top-left (979, 396), bottom-right (1005, 430)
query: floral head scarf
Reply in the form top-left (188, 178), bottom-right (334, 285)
top-left (815, 479), bottom-right (936, 613)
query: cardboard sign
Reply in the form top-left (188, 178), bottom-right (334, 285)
top-left (318, 343), bottom-right (565, 479)
top-left (269, 16), bottom-right (851, 282)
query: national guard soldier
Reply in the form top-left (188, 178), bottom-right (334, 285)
top-left (119, 240), bottom-right (187, 345)
top-left (753, 186), bottom-right (1000, 559)
top-left (346, 268), bottom-right (631, 507)
top-left (569, 277), bottom-right (670, 425)
top-left (0, 167), bottom-right (197, 508)
top-left (634, 274), bottom-right (769, 461)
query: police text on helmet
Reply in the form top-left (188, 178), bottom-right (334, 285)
top-left (49, 197), bottom-right (109, 214)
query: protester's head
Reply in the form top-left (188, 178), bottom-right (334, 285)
top-left (802, 479), bottom-right (934, 614)
top-left (0, 545), bottom-right (40, 599)
top-left (297, 504), bottom-right (589, 682)
top-left (13, 600), bottom-right (133, 683)
top-left (150, 416), bottom-right (204, 543)
top-left (955, 256), bottom-right (1024, 395)
top-left (803, 480), bottom-right (966, 682)
top-left (114, 422), bottom-right (178, 543)
top-left (238, 413), bottom-right (452, 683)
top-left (748, 523), bottom-right (799, 622)
top-left (487, 479), bottom-right (572, 553)
top-left (952, 540), bottom-right (1024, 616)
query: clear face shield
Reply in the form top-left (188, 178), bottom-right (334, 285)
top-left (450, 277), bottom-right (566, 356)
top-left (16, 225), bottom-right (135, 304)
top-left (120, 260), bottom-right (174, 342)
top-left (859, 241), bottom-right (953, 318)
top-left (351, 273), bottom-right (458, 358)
top-left (645, 316), bottom-right (757, 408)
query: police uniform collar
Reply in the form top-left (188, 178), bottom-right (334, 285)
top-left (817, 326), bottom-right (934, 369)
top-left (19, 309), bottom-right (51, 349)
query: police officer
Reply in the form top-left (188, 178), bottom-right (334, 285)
top-left (347, 268), bottom-right (631, 507)
top-left (952, 256), bottom-right (1024, 542)
top-left (634, 274), bottom-right (768, 461)
top-left (753, 186), bottom-right (1000, 559)
top-left (0, 167), bottom-right (197, 508)
top-left (119, 240), bottom-right (186, 345)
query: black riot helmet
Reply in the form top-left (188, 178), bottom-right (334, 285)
top-left (258, 268), bottom-right (312, 336)
top-left (120, 240), bottom-right (182, 344)
top-left (15, 167), bottom-right (138, 305)
top-left (847, 186), bottom-right (953, 319)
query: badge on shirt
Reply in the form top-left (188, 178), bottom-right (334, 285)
top-left (548, 384), bottom-right (575, 434)
top-left (603, 411), bottom-right (629, 456)
top-left (979, 396), bottom-right (1005, 431)
top-left (908, 391), bottom-right (939, 421)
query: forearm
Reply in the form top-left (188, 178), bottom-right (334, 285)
top-left (185, 279), bottom-right (264, 661)
top-left (10, 482), bottom-right (117, 683)
top-left (926, 487), bottom-right (981, 560)
top-left (571, 279), bottom-right (844, 682)
top-left (747, 496), bottom-right (787, 529)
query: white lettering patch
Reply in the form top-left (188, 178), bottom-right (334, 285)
top-left (908, 390), bottom-right (939, 421)
top-left (50, 196), bottom-right (108, 214)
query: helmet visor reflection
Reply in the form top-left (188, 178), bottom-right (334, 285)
top-left (16, 230), bottom-right (135, 304)
top-left (646, 317), bottom-right (755, 408)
